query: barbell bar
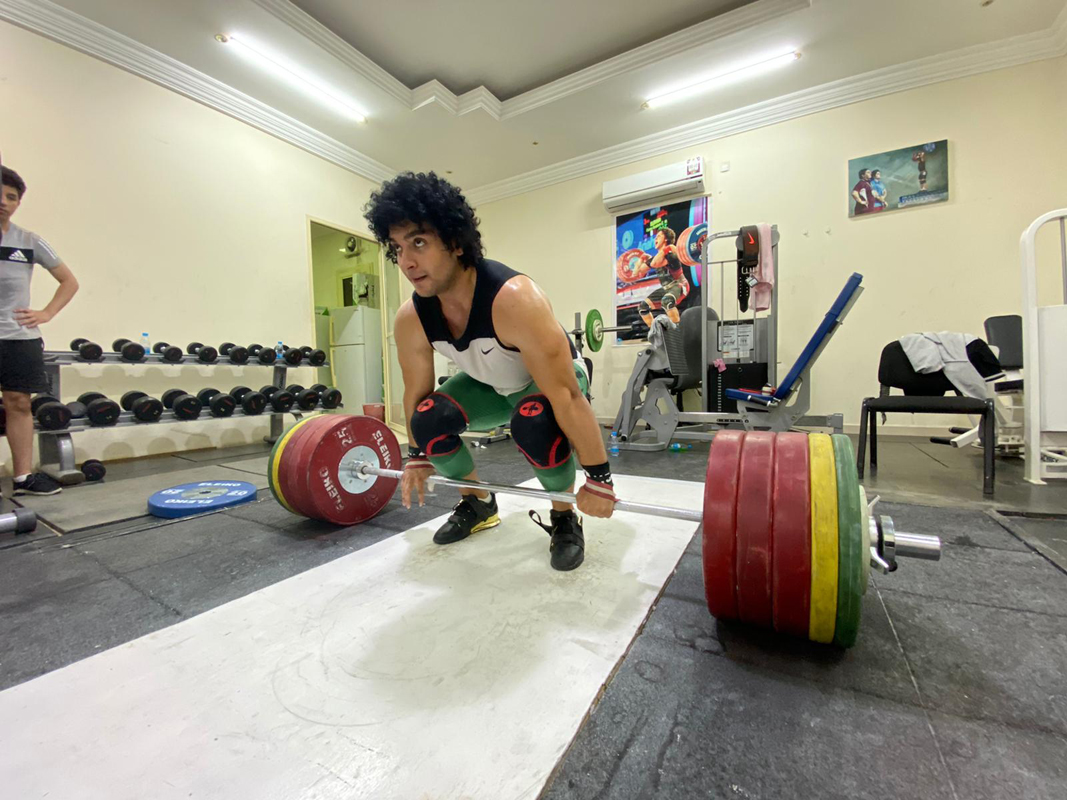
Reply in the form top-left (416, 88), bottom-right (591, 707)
top-left (268, 415), bottom-right (942, 647)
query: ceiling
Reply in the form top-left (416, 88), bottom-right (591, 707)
top-left (11, 0), bottom-right (1067, 199)
top-left (290, 0), bottom-right (755, 99)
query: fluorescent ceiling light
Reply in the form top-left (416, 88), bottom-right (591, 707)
top-left (216, 33), bottom-right (367, 123)
top-left (643, 48), bottom-right (800, 110)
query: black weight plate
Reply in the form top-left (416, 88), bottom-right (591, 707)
top-left (161, 389), bottom-right (186, 409)
top-left (120, 342), bottom-right (146, 362)
top-left (227, 346), bottom-right (249, 365)
top-left (66, 401), bottom-right (87, 419)
top-left (172, 395), bottom-right (202, 420)
top-left (309, 384), bottom-right (328, 394)
top-left (70, 338), bottom-right (89, 350)
top-left (255, 347), bottom-right (276, 365)
top-left (121, 390), bottom-right (147, 411)
top-left (31, 395), bottom-right (60, 414)
top-left (300, 346), bottom-right (313, 358)
top-left (132, 396), bottom-right (164, 422)
top-left (248, 343), bottom-right (263, 355)
top-left (152, 342), bottom-right (170, 354)
top-left (78, 392), bottom-right (106, 406)
top-left (220, 342), bottom-right (236, 355)
top-left (112, 338), bottom-right (130, 352)
top-left (197, 388), bottom-right (220, 405)
top-left (269, 390), bottom-right (295, 413)
top-left (196, 346), bottom-right (218, 363)
top-left (36, 401), bottom-right (72, 431)
top-left (260, 385), bottom-right (279, 397)
top-left (241, 392), bottom-right (267, 415)
top-left (283, 348), bottom-right (303, 366)
top-left (209, 393), bottom-right (236, 418)
top-left (186, 342), bottom-right (204, 355)
top-left (320, 388), bottom-right (342, 409)
top-left (230, 386), bottom-right (252, 402)
top-left (161, 345), bottom-right (183, 363)
top-left (76, 341), bottom-right (103, 361)
top-left (307, 349), bottom-right (327, 366)
top-left (86, 398), bottom-right (121, 426)
top-left (296, 388), bottom-right (319, 411)
top-left (286, 384), bottom-right (305, 395)
top-left (81, 459), bottom-right (106, 481)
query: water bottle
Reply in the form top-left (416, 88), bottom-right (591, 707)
top-left (275, 340), bottom-right (284, 362)
top-left (140, 332), bottom-right (150, 352)
top-left (669, 442), bottom-right (692, 452)
top-left (609, 431), bottom-right (620, 457)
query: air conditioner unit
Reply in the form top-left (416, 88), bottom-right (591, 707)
top-left (602, 157), bottom-right (705, 214)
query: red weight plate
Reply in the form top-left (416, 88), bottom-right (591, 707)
top-left (735, 431), bottom-right (776, 628)
top-left (279, 415), bottom-right (336, 519)
top-left (702, 430), bottom-right (745, 620)
top-left (771, 432), bottom-right (812, 638)
top-left (303, 415), bottom-right (402, 525)
top-left (615, 248), bottom-right (650, 284)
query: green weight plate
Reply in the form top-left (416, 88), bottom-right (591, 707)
top-left (585, 308), bottom-right (604, 352)
top-left (831, 434), bottom-right (863, 648)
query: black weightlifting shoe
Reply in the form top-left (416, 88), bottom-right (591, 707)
top-left (13, 472), bottom-right (62, 496)
top-left (529, 508), bottom-right (585, 571)
top-left (433, 492), bottom-right (500, 544)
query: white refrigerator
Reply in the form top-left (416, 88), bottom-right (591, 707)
top-left (329, 306), bottom-right (384, 409)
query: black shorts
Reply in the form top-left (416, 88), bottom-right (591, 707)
top-left (0, 338), bottom-right (49, 394)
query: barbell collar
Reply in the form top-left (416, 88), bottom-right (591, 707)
top-left (351, 462), bottom-right (704, 523)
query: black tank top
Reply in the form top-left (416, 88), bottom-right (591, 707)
top-left (412, 259), bottom-right (578, 396)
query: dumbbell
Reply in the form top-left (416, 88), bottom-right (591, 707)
top-left (284, 383), bottom-right (320, 411)
top-left (152, 341), bottom-right (184, 363)
top-left (196, 388), bottom-right (237, 418)
top-left (186, 342), bottom-right (219, 364)
top-left (120, 390), bottom-right (164, 423)
top-left (75, 391), bottom-right (121, 426)
top-left (81, 459), bottom-right (106, 482)
top-left (67, 400), bottom-right (87, 419)
top-left (280, 347), bottom-right (304, 366)
top-left (248, 343), bottom-right (276, 365)
top-left (70, 338), bottom-right (103, 362)
top-left (259, 384), bottom-right (279, 397)
top-left (307, 384), bottom-right (343, 409)
top-left (161, 389), bottom-right (203, 420)
top-left (112, 338), bottom-right (146, 362)
top-left (230, 386), bottom-right (268, 415)
top-left (220, 342), bottom-right (250, 366)
top-left (304, 347), bottom-right (327, 366)
top-left (31, 395), bottom-right (72, 431)
top-left (268, 389), bottom-right (295, 413)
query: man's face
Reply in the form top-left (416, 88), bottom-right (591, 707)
top-left (871, 173), bottom-right (880, 183)
top-left (388, 221), bottom-right (464, 297)
top-left (0, 184), bottom-right (22, 224)
top-left (654, 231), bottom-right (665, 249)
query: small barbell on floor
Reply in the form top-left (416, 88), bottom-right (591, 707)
top-left (267, 415), bottom-right (941, 648)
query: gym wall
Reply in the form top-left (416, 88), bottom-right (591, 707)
top-left (1, 22), bottom-right (379, 465)
top-left (476, 56), bottom-right (1067, 434)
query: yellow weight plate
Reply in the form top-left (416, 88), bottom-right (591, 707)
top-left (808, 433), bottom-right (839, 644)
top-left (269, 416), bottom-right (318, 513)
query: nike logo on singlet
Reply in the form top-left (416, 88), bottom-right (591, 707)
top-left (481, 347), bottom-right (494, 355)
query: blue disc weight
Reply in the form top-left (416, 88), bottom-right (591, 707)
top-left (147, 481), bottom-right (257, 518)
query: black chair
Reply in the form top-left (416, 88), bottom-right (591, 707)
top-left (857, 340), bottom-right (997, 495)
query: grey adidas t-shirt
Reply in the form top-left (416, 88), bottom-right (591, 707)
top-left (0, 223), bottom-right (61, 340)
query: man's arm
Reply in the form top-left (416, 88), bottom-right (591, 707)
top-left (394, 300), bottom-right (436, 447)
top-left (494, 277), bottom-right (607, 467)
top-left (14, 263), bottom-right (79, 328)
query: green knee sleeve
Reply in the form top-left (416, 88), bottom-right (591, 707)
top-left (429, 444), bottom-right (475, 481)
top-left (533, 455), bottom-right (576, 493)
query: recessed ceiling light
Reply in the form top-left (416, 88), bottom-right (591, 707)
top-left (980, 0), bottom-right (995, 6)
top-left (643, 47), bottom-right (801, 110)
top-left (216, 33), bottom-right (367, 123)
top-left (532, 141), bottom-right (539, 146)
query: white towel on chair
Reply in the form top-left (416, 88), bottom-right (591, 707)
top-left (900, 332), bottom-right (986, 399)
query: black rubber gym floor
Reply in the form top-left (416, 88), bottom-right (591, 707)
top-left (1, 435), bottom-right (1065, 798)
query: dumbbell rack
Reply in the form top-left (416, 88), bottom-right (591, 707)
top-left (37, 351), bottom-right (327, 485)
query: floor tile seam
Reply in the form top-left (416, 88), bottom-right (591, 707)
top-left (987, 511), bottom-right (1067, 578)
top-left (80, 549), bottom-right (184, 618)
top-left (875, 587), bottom-right (1067, 619)
top-left (875, 585), bottom-right (961, 800)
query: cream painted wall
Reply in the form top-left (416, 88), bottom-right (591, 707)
top-left (0, 22), bottom-right (381, 467)
top-left (476, 57), bottom-right (1067, 434)
top-left (309, 225), bottom-right (380, 312)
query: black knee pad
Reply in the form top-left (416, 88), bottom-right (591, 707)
top-left (661, 293), bottom-right (678, 312)
top-left (510, 394), bottom-right (572, 469)
top-left (638, 299), bottom-right (652, 316)
top-left (410, 392), bottom-right (468, 456)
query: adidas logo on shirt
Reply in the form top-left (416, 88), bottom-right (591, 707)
top-left (5, 249), bottom-right (29, 262)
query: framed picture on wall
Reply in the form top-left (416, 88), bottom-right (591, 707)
top-left (613, 197), bottom-right (708, 343)
top-left (848, 139), bottom-right (949, 218)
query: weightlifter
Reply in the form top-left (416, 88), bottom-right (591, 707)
top-left (630, 227), bottom-right (690, 326)
top-left (0, 166), bottom-right (79, 496)
top-left (364, 172), bottom-right (614, 571)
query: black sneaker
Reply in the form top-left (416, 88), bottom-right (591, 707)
top-left (14, 472), bottom-right (63, 496)
top-left (529, 509), bottom-right (585, 571)
top-left (433, 492), bottom-right (500, 544)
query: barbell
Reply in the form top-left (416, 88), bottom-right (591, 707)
top-left (571, 308), bottom-right (646, 352)
top-left (269, 414), bottom-right (941, 648)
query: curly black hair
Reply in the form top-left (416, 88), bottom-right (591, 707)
top-left (1, 166), bottom-right (26, 199)
top-left (364, 172), bottom-right (484, 269)
top-left (658, 227), bottom-right (676, 244)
